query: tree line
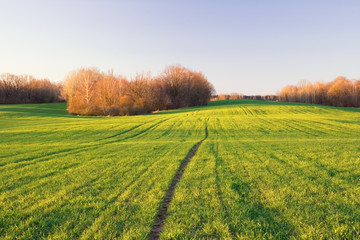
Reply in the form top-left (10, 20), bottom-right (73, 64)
top-left (211, 93), bottom-right (278, 101)
top-left (0, 73), bottom-right (61, 104)
top-left (4, 69), bottom-right (358, 111)
top-left (60, 65), bottom-right (215, 116)
top-left (279, 76), bottom-right (360, 107)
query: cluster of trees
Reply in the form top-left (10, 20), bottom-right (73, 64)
top-left (211, 93), bottom-right (244, 101)
top-left (0, 73), bottom-right (61, 104)
top-left (211, 93), bottom-right (278, 101)
top-left (61, 65), bottom-right (214, 116)
top-left (279, 76), bottom-right (360, 107)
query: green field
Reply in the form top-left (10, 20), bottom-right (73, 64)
top-left (1, 100), bottom-right (360, 239)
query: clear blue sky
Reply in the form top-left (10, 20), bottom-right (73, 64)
top-left (1, 0), bottom-right (359, 95)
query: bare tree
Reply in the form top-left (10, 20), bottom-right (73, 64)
top-left (0, 73), bottom-right (60, 104)
top-left (279, 76), bottom-right (360, 107)
top-left (61, 65), bottom-right (214, 116)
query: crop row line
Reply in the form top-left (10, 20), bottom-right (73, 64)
top-left (148, 125), bottom-right (208, 240)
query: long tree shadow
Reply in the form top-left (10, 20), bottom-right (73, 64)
top-left (210, 141), bottom-right (297, 239)
top-left (230, 180), bottom-right (297, 239)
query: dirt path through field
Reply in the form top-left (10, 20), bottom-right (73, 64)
top-left (148, 126), bottom-right (208, 240)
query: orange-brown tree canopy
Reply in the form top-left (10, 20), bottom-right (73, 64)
top-left (0, 73), bottom-right (61, 104)
top-left (279, 76), bottom-right (360, 107)
top-left (61, 65), bottom-right (215, 116)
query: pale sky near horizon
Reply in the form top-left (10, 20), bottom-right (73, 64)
top-left (1, 0), bottom-right (359, 95)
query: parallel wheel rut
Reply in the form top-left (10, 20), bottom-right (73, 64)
top-left (148, 126), bottom-right (208, 240)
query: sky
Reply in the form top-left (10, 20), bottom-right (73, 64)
top-left (0, 0), bottom-right (359, 95)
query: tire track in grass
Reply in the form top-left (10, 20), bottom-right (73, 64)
top-left (309, 120), bottom-right (349, 135)
top-left (241, 105), bottom-right (325, 137)
top-left (242, 105), bottom-right (308, 138)
top-left (148, 125), bottom-right (208, 240)
top-left (2, 120), bottom-right (160, 167)
top-left (289, 119), bottom-right (325, 136)
top-left (4, 141), bottom-right (176, 239)
top-left (76, 144), bottom-right (176, 239)
top-left (0, 123), bottom-right (142, 168)
top-left (0, 118), bottom-right (172, 193)
top-left (4, 118), bottom-right (178, 239)
top-left (67, 147), bottom-right (169, 239)
top-left (1, 118), bottom-right (170, 170)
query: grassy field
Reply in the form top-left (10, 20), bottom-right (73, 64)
top-left (1, 100), bottom-right (360, 239)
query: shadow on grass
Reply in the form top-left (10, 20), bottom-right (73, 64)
top-left (230, 181), bottom-right (297, 239)
top-left (0, 107), bottom-right (76, 118)
top-left (210, 141), bottom-right (297, 239)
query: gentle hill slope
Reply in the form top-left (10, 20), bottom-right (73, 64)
top-left (0, 100), bottom-right (359, 239)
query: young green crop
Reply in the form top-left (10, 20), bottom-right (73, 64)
top-left (162, 100), bottom-right (360, 239)
top-left (1, 100), bottom-right (360, 239)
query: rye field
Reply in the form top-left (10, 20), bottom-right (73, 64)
top-left (1, 100), bottom-right (360, 239)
